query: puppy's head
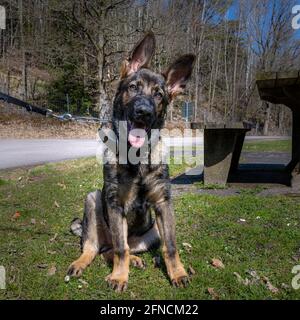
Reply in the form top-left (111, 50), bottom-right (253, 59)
top-left (113, 32), bottom-right (195, 148)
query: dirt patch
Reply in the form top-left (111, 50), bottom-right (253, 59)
top-left (0, 103), bottom-right (99, 139)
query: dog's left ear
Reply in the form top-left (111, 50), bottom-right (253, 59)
top-left (121, 32), bottom-right (155, 78)
top-left (164, 54), bottom-right (195, 98)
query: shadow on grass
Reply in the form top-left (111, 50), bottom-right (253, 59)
top-left (172, 163), bottom-right (292, 186)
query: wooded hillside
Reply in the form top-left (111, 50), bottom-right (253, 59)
top-left (0, 0), bottom-right (299, 135)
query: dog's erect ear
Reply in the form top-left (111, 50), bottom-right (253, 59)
top-left (164, 54), bottom-right (195, 98)
top-left (121, 32), bottom-right (155, 78)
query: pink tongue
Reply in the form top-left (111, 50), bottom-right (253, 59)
top-left (128, 129), bottom-right (146, 148)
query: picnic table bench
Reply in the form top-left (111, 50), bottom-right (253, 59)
top-left (191, 122), bottom-right (251, 185)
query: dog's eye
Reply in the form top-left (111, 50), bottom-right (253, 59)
top-left (154, 91), bottom-right (163, 100)
top-left (129, 84), bottom-right (137, 91)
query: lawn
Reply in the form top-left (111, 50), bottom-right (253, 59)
top-left (0, 157), bottom-right (299, 300)
top-left (171, 138), bottom-right (291, 154)
top-left (242, 139), bottom-right (291, 153)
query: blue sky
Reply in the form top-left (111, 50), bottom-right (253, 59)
top-left (226, 0), bottom-right (300, 39)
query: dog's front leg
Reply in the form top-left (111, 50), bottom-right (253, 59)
top-left (105, 205), bottom-right (130, 292)
top-left (154, 200), bottom-right (189, 287)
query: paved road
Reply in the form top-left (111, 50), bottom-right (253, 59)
top-left (0, 139), bottom-right (98, 170)
top-left (0, 136), bottom-right (291, 170)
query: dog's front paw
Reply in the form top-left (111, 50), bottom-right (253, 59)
top-left (105, 273), bottom-right (128, 292)
top-left (170, 267), bottom-right (190, 288)
top-left (67, 260), bottom-right (86, 278)
top-left (171, 274), bottom-right (190, 288)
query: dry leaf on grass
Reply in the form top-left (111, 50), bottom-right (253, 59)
top-left (130, 292), bottom-right (137, 299)
top-left (207, 287), bottom-right (219, 300)
top-left (47, 265), bottom-right (57, 276)
top-left (57, 182), bottom-right (66, 190)
top-left (235, 270), bottom-right (279, 293)
top-left (182, 242), bottom-right (192, 252)
top-left (246, 269), bottom-right (260, 284)
top-left (78, 279), bottom-right (88, 287)
top-left (31, 218), bottom-right (36, 225)
top-left (54, 201), bottom-right (60, 208)
top-left (233, 272), bottom-right (250, 286)
top-left (49, 233), bottom-right (58, 242)
top-left (281, 283), bottom-right (290, 290)
top-left (12, 211), bottom-right (21, 219)
top-left (188, 266), bottom-right (196, 276)
top-left (292, 248), bottom-right (300, 262)
top-left (37, 263), bottom-right (48, 269)
top-left (211, 258), bottom-right (225, 269)
top-left (262, 276), bottom-right (279, 294)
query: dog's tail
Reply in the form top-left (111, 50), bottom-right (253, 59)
top-left (70, 218), bottom-right (82, 237)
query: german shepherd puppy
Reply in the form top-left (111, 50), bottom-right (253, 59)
top-left (67, 32), bottom-right (195, 292)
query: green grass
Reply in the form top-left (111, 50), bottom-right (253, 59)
top-left (168, 157), bottom-right (197, 177)
top-left (0, 178), bottom-right (8, 186)
top-left (237, 186), bottom-right (267, 196)
top-left (171, 139), bottom-right (291, 153)
top-left (194, 181), bottom-right (227, 190)
top-left (0, 157), bottom-right (299, 300)
top-left (243, 139), bottom-right (291, 152)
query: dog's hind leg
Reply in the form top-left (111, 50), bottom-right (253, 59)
top-left (67, 190), bottom-right (107, 277)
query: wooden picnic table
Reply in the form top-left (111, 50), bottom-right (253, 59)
top-left (256, 71), bottom-right (300, 185)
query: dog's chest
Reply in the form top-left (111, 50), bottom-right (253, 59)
top-left (117, 165), bottom-right (149, 213)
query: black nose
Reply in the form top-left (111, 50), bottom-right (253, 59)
top-left (134, 105), bottom-right (153, 120)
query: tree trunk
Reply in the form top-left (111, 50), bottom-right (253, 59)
top-left (97, 34), bottom-right (110, 119)
top-left (263, 102), bottom-right (271, 136)
top-left (211, 43), bottom-right (221, 111)
top-left (6, 70), bottom-right (10, 95)
top-left (232, 13), bottom-right (241, 121)
top-left (19, 0), bottom-right (27, 101)
top-left (224, 19), bottom-right (229, 121)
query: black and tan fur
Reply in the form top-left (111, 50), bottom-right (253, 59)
top-left (67, 32), bottom-right (195, 292)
